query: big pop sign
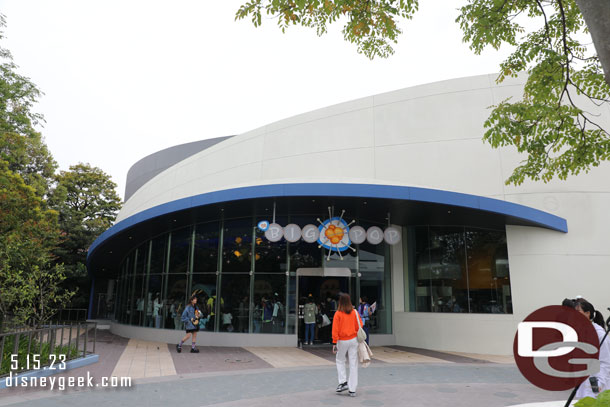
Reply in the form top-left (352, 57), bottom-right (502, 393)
top-left (514, 305), bottom-right (601, 391)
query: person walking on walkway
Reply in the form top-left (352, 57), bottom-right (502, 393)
top-left (176, 295), bottom-right (201, 353)
top-left (332, 293), bottom-right (361, 397)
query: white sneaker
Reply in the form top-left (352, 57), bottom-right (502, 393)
top-left (336, 382), bottom-right (348, 392)
top-left (349, 391), bottom-right (356, 397)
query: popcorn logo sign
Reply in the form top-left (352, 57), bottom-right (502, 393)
top-left (513, 305), bottom-right (601, 391)
top-left (258, 208), bottom-right (401, 260)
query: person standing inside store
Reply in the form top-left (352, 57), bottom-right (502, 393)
top-left (176, 295), bottom-right (201, 353)
top-left (358, 296), bottom-right (371, 345)
top-left (303, 295), bottom-right (317, 345)
top-left (332, 293), bottom-right (361, 397)
top-left (262, 297), bottom-right (273, 333)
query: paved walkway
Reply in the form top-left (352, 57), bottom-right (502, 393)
top-left (0, 331), bottom-right (570, 407)
top-left (111, 339), bottom-right (176, 379)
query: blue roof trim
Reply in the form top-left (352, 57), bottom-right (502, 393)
top-left (88, 183), bottom-right (568, 261)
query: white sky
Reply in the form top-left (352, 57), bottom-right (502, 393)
top-left (0, 0), bottom-right (512, 200)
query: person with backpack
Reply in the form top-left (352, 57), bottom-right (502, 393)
top-left (303, 295), bottom-right (318, 345)
top-left (272, 294), bottom-right (285, 332)
top-left (358, 297), bottom-right (371, 345)
top-left (262, 297), bottom-right (273, 333)
top-left (176, 295), bottom-right (201, 353)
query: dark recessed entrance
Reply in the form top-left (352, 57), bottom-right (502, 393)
top-left (297, 268), bottom-right (353, 346)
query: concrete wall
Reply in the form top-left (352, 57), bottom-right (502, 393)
top-left (110, 322), bottom-right (297, 347)
top-left (110, 322), bottom-right (396, 347)
top-left (112, 73), bottom-right (610, 355)
top-left (124, 136), bottom-right (232, 201)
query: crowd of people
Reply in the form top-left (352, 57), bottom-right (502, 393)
top-left (133, 290), bottom-right (286, 334)
top-left (299, 293), bottom-right (373, 346)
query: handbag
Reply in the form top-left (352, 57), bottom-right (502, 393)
top-left (358, 341), bottom-right (373, 367)
top-left (355, 311), bottom-right (367, 343)
top-left (321, 314), bottom-right (331, 327)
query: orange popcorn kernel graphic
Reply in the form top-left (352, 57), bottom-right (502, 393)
top-left (324, 224), bottom-right (345, 245)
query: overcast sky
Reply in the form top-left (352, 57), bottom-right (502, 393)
top-left (0, 0), bottom-right (512, 200)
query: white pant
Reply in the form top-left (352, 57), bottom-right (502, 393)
top-left (336, 337), bottom-right (359, 392)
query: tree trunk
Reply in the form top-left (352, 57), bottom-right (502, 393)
top-left (575, 0), bottom-right (610, 87)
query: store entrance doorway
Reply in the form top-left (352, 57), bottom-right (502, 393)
top-left (296, 267), bottom-right (352, 346)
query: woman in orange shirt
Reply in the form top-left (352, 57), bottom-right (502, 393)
top-left (332, 293), bottom-right (362, 397)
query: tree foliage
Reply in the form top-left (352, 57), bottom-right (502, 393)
top-left (49, 163), bottom-right (122, 307)
top-left (0, 15), bottom-right (56, 197)
top-left (0, 160), bottom-right (74, 327)
top-left (236, 0), bottom-right (419, 59)
top-left (236, 0), bottom-right (610, 185)
top-left (0, 15), bottom-right (120, 321)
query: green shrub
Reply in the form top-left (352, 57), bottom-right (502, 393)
top-left (574, 390), bottom-right (610, 407)
top-left (1, 334), bottom-right (79, 376)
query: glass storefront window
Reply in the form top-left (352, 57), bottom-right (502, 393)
top-left (168, 227), bottom-right (191, 274)
top-left (358, 240), bottom-right (391, 334)
top-left (111, 211), bottom-right (398, 335)
top-left (165, 272), bottom-right (188, 329)
top-left (143, 274), bottom-right (164, 328)
top-left (465, 229), bottom-right (512, 313)
top-left (255, 223), bottom-right (287, 273)
top-left (428, 227), bottom-right (468, 313)
top-left (408, 226), bottom-right (511, 314)
top-left (219, 273), bottom-right (250, 332)
top-left (193, 222), bottom-right (219, 274)
top-left (253, 274), bottom-right (287, 334)
top-left (222, 219), bottom-right (253, 273)
top-left (289, 239), bottom-right (322, 270)
top-left (150, 235), bottom-right (167, 275)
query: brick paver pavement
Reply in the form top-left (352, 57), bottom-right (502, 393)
top-left (0, 330), bottom-right (574, 407)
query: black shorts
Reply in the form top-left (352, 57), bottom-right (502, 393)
top-left (186, 326), bottom-right (199, 333)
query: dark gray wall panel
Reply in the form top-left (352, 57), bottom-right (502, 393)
top-left (125, 136), bottom-right (233, 201)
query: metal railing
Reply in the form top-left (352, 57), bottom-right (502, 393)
top-left (0, 321), bottom-right (97, 377)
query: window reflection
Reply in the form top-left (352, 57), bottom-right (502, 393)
top-left (465, 230), bottom-right (511, 313)
top-left (112, 214), bottom-right (398, 334)
top-left (219, 274), bottom-right (250, 332)
top-left (168, 227), bottom-right (191, 274)
top-left (222, 219), bottom-right (252, 273)
top-left (191, 273), bottom-right (216, 330)
top-left (359, 240), bottom-right (391, 334)
top-left (193, 222), bottom-right (219, 273)
top-left (255, 219), bottom-right (287, 273)
top-left (253, 274), bottom-right (287, 334)
top-left (409, 226), bottom-right (512, 314)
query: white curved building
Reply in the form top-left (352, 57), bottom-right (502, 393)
top-left (88, 74), bottom-right (610, 354)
